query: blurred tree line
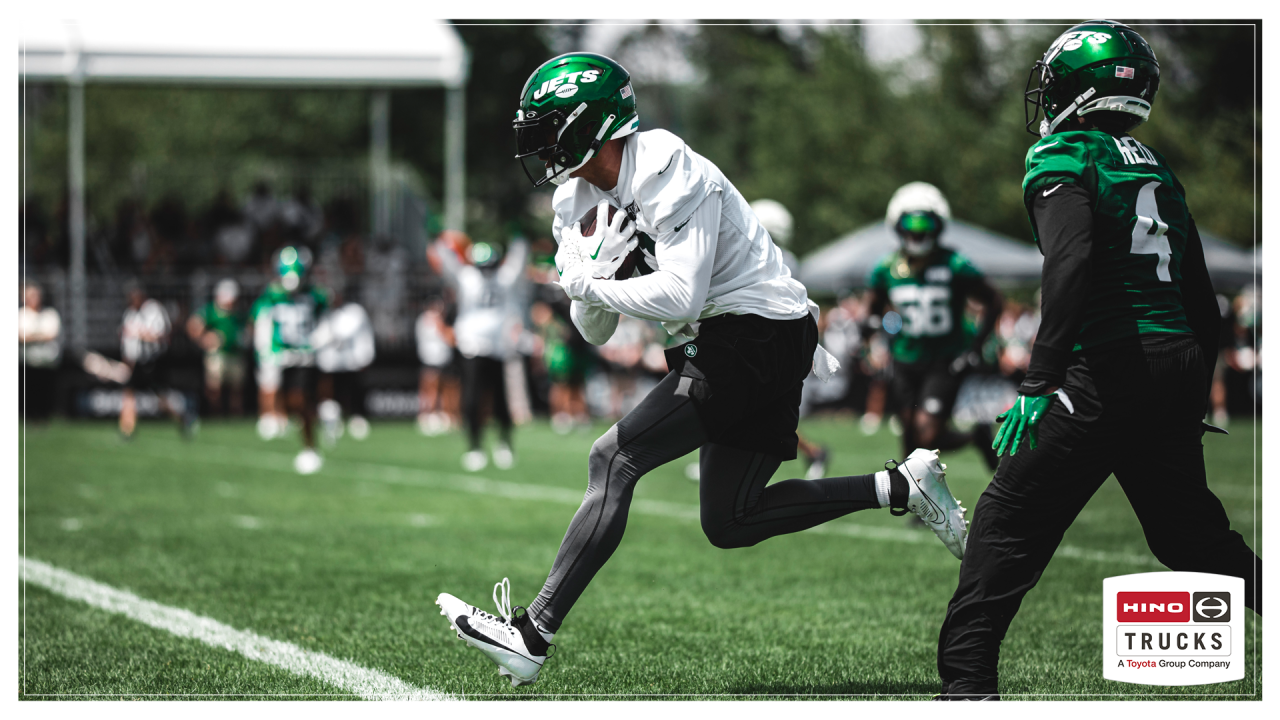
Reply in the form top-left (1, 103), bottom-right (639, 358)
top-left (679, 21), bottom-right (1259, 256)
top-left (19, 20), bottom-right (1258, 270)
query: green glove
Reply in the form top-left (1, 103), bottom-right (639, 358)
top-left (992, 393), bottom-right (1056, 457)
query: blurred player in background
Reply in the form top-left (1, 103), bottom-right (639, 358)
top-left (415, 295), bottom-right (456, 436)
top-left (19, 282), bottom-right (62, 423)
top-left (750, 198), bottom-right (831, 480)
top-left (433, 235), bottom-right (530, 472)
top-left (438, 53), bottom-right (970, 688)
top-left (866, 182), bottom-right (1003, 471)
top-left (119, 281), bottom-right (194, 439)
top-left (313, 284), bottom-right (376, 444)
top-left (186, 278), bottom-right (247, 417)
top-left (531, 299), bottom-right (590, 434)
top-left (252, 246), bottom-right (328, 474)
top-left (936, 21), bottom-right (1261, 699)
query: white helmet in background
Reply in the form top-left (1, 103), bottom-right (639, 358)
top-left (214, 278), bottom-right (239, 306)
top-left (750, 198), bottom-right (794, 249)
top-left (885, 182), bottom-right (951, 257)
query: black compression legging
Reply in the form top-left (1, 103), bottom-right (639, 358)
top-left (528, 370), bottom-right (882, 633)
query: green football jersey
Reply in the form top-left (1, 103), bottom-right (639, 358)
top-left (868, 247), bottom-right (985, 365)
top-left (197, 302), bottom-right (245, 355)
top-left (1023, 130), bottom-right (1192, 350)
top-left (251, 283), bottom-right (329, 360)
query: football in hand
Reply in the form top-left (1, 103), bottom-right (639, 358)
top-left (576, 203), bottom-right (644, 280)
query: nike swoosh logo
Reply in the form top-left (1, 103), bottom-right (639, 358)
top-left (1033, 142), bottom-right (1059, 152)
top-left (658, 157), bottom-right (674, 175)
top-left (1043, 184), bottom-right (1063, 197)
top-left (673, 218), bottom-right (691, 233)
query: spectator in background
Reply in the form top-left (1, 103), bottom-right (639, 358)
top-left (208, 189), bottom-right (254, 267)
top-left (416, 295), bottom-right (456, 436)
top-left (146, 195), bottom-right (184, 275)
top-left (244, 180), bottom-right (280, 235)
top-left (280, 183), bottom-right (324, 242)
top-left (186, 278), bottom-right (247, 417)
top-left (19, 282), bottom-right (62, 422)
top-left (432, 234), bottom-right (529, 472)
top-left (313, 284), bottom-right (376, 445)
top-left (363, 235), bottom-right (408, 346)
top-left (119, 280), bottom-right (194, 439)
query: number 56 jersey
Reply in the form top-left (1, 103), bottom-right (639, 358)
top-left (1023, 129), bottom-right (1193, 351)
top-left (868, 247), bottom-right (986, 366)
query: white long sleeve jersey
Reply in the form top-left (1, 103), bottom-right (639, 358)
top-left (552, 130), bottom-right (811, 346)
top-left (436, 239), bottom-right (529, 359)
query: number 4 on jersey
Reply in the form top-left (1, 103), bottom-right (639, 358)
top-left (1131, 181), bottom-right (1172, 282)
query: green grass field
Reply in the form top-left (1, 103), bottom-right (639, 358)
top-left (18, 416), bottom-right (1262, 700)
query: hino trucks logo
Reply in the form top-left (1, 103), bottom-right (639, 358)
top-left (1193, 592), bottom-right (1231, 622)
top-left (1103, 572), bottom-right (1243, 686)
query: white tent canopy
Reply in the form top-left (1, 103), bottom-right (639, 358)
top-left (19, 16), bottom-right (468, 86)
top-left (20, 14), bottom-right (470, 349)
top-left (798, 220), bottom-right (1045, 295)
top-left (799, 221), bottom-right (1261, 295)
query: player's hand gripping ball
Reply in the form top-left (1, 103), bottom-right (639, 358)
top-left (577, 200), bottom-right (639, 280)
top-left (992, 393), bottom-right (1056, 456)
top-left (555, 223), bottom-right (589, 301)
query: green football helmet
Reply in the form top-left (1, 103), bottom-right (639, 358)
top-left (1025, 20), bottom-right (1160, 138)
top-left (513, 52), bottom-right (639, 187)
top-left (276, 245), bottom-right (312, 291)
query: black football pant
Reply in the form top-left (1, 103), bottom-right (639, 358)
top-left (937, 335), bottom-right (1261, 696)
top-left (461, 355), bottom-right (512, 451)
top-left (528, 370), bottom-right (882, 633)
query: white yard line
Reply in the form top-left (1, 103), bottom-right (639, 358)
top-left (20, 556), bottom-right (450, 701)
top-left (127, 441), bottom-right (1161, 568)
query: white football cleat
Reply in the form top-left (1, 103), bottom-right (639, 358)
top-left (294, 448), bottom-right (323, 475)
top-left (437, 578), bottom-right (552, 688)
top-left (899, 448), bottom-right (967, 559)
top-left (461, 450), bottom-right (488, 472)
top-left (492, 443), bottom-right (514, 470)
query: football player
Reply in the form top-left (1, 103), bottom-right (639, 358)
top-left (437, 52), bottom-right (970, 687)
top-left (935, 21), bottom-right (1262, 699)
top-left (251, 246), bottom-right (328, 474)
top-left (866, 182), bottom-right (1003, 472)
top-left (432, 237), bottom-right (530, 472)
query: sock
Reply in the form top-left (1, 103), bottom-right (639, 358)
top-left (874, 470), bottom-right (892, 508)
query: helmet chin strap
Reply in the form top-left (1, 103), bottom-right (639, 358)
top-left (548, 113), bottom-right (617, 186)
top-left (1041, 87), bottom-right (1097, 137)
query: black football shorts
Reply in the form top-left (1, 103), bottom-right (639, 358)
top-left (663, 313), bottom-right (818, 461)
